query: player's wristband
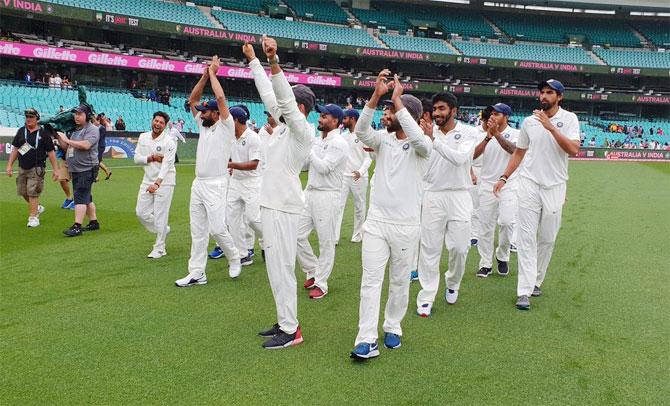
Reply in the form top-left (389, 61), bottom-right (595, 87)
top-left (485, 136), bottom-right (492, 142)
top-left (268, 55), bottom-right (279, 65)
top-left (499, 175), bottom-right (508, 183)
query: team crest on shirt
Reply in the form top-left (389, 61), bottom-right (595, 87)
top-left (454, 133), bottom-right (461, 140)
top-left (156, 146), bottom-right (162, 152)
top-left (557, 122), bottom-right (564, 128)
top-left (402, 143), bottom-right (410, 151)
top-left (354, 138), bottom-right (359, 143)
top-left (504, 133), bottom-right (510, 139)
top-left (242, 140), bottom-right (246, 146)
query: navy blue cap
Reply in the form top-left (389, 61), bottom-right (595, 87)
top-left (489, 103), bottom-right (512, 116)
top-left (194, 99), bottom-right (218, 112)
top-left (73, 104), bottom-right (92, 115)
top-left (315, 104), bottom-right (344, 124)
top-left (229, 107), bottom-right (248, 124)
top-left (343, 109), bottom-right (360, 120)
top-left (538, 79), bottom-right (565, 94)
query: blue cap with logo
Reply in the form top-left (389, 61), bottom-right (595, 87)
top-left (343, 109), bottom-right (360, 120)
top-left (194, 99), bottom-right (219, 112)
top-left (229, 107), bottom-right (249, 124)
top-left (538, 79), bottom-right (565, 94)
top-left (489, 103), bottom-right (512, 116)
top-left (315, 103), bottom-right (344, 124)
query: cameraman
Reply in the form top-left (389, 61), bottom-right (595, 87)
top-left (6, 108), bottom-right (59, 227)
top-left (55, 104), bottom-right (101, 237)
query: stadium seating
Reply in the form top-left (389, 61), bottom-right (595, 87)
top-left (488, 13), bottom-right (641, 47)
top-left (42, 0), bottom-right (214, 28)
top-left (452, 40), bottom-right (596, 65)
top-left (351, 8), bottom-right (410, 32)
top-left (284, 0), bottom-right (350, 25)
top-left (211, 11), bottom-right (379, 47)
top-left (592, 48), bottom-right (670, 69)
top-left (380, 34), bottom-right (455, 54)
top-left (194, 0), bottom-right (278, 14)
top-left (632, 20), bottom-right (670, 48)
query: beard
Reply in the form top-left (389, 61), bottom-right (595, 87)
top-left (540, 101), bottom-right (553, 111)
top-left (317, 124), bottom-right (326, 131)
top-left (385, 119), bottom-right (401, 133)
top-left (202, 118), bottom-right (215, 127)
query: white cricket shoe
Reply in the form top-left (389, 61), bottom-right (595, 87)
top-left (350, 234), bottom-right (362, 243)
top-left (175, 272), bottom-right (207, 287)
top-left (229, 260), bottom-right (242, 279)
top-left (147, 249), bottom-right (166, 259)
top-left (37, 205), bottom-right (45, 216)
top-left (445, 289), bottom-right (459, 304)
top-left (27, 216), bottom-right (40, 227)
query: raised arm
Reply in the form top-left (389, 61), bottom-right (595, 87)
top-left (392, 74), bottom-right (431, 158)
top-left (208, 55), bottom-right (229, 120)
top-left (354, 69), bottom-right (393, 150)
top-left (189, 69), bottom-right (209, 118)
top-left (244, 42), bottom-right (281, 121)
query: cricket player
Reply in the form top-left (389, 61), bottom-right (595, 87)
top-left (243, 37), bottom-right (315, 349)
top-left (334, 109), bottom-right (371, 245)
top-left (134, 111), bottom-right (177, 259)
top-left (493, 79), bottom-right (580, 310)
top-left (473, 104), bottom-right (519, 277)
top-left (415, 92), bottom-right (480, 317)
top-left (226, 105), bottom-right (263, 267)
top-left (351, 71), bottom-right (431, 360)
top-left (175, 55), bottom-right (241, 286)
top-left (470, 117), bottom-right (486, 247)
top-left (297, 104), bottom-right (348, 300)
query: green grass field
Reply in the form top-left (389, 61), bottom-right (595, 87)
top-left (1, 160), bottom-right (669, 404)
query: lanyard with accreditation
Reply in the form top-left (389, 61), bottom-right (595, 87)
top-left (17, 127), bottom-right (40, 156)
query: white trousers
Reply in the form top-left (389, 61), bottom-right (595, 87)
top-left (297, 189), bottom-right (340, 292)
top-left (136, 183), bottom-right (174, 252)
top-left (188, 178), bottom-right (240, 275)
top-left (227, 178), bottom-right (263, 256)
top-left (262, 207), bottom-right (300, 334)
top-left (417, 190), bottom-right (472, 307)
top-left (516, 177), bottom-right (566, 297)
top-left (335, 176), bottom-right (368, 242)
top-left (356, 219), bottom-right (420, 345)
top-left (470, 166), bottom-right (481, 239)
top-left (477, 184), bottom-right (517, 269)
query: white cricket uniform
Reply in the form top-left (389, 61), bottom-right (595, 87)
top-left (227, 128), bottom-right (263, 258)
top-left (470, 126), bottom-right (486, 240)
top-left (477, 125), bottom-right (520, 269)
top-left (297, 128), bottom-right (348, 293)
top-left (416, 122), bottom-right (479, 308)
top-left (250, 58), bottom-right (313, 335)
top-left (134, 130), bottom-right (177, 252)
top-left (335, 128), bottom-right (372, 243)
top-left (514, 108), bottom-right (580, 297)
top-left (187, 112), bottom-right (240, 276)
top-left (354, 106), bottom-right (431, 345)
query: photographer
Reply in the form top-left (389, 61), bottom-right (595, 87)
top-left (6, 108), bottom-right (59, 228)
top-left (55, 104), bottom-right (101, 237)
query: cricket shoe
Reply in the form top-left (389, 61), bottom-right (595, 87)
top-left (175, 272), bottom-right (207, 287)
top-left (258, 323), bottom-right (280, 338)
top-left (497, 259), bottom-right (509, 276)
top-left (410, 270), bottom-right (419, 281)
top-left (147, 249), bottom-right (166, 259)
top-left (445, 289), bottom-right (459, 304)
top-left (516, 295), bottom-right (530, 310)
top-left (309, 287), bottom-right (327, 299)
top-left (27, 216), bottom-right (40, 228)
top-left (476, 267), bottom-right (492, 278)
top-left (208, 246), bottom-right (225, 259)
top-left (303, 277), bottom-right (315, 289)
top-left (229, 261), bottom-right (242, 278)
top-left (350, 342), bottom-right (379, 360)
top-left (383, 333), bottom-right (401, 349)
top-left (417, 303), bottom-right (432, 318)
top-left (262, 326), bottom-right (303, 349)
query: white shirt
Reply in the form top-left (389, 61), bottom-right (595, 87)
top-left (340, 128), bottom-right (372, 177)
top-left (355, 106), bottom-right (432, 226)
top-left (169, 127), bottom-right (186, 143)
top-left (134, 130), bottom-right (177, 186)
top-left (479, 125), bottom-right (520, 187)
top-left (195, 112), bottom-right (235, 179)
top-left (307, 129), bottom-right (348, 191)
top-left (472, 125), bottom-right (486, 169)
top-left (425, 121), bottom-right (479, 191)
top-left (249, 58), bottom-right (314, 214)
top-left (231, 128), bottom-right (262, 180)
top-left (517, 107), bottom-right (580, 188)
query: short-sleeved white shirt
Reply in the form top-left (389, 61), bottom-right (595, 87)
top-left (195, 112), bottom-right (235, 179)
top-left (479, 125), bottom-right (520, 186)
top-left (231, 128), bottom-right (262, 180)
top-left (516, 107), bottom-right (580, 188)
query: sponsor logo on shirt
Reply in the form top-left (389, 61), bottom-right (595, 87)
top-left (454, 133), bottom-right (462, 140)
top-left (402, 143), bottom-right (410, 151)
top-left (556, 122), bottom-right (564, 128)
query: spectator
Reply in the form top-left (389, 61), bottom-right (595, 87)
top-left (53, 74), bottom-right (62, 89)
top-left (48, 74), bottom-right (56, 88)
top-left (62, 76), bottom-right (71, 89)
top-left (175, 118), bottom-right (185, 132)
top-left (148, 88), bottom-right (157, 102)
top-left (115, 116), bottom-right (126, 131)
top-left (5, 108), bottom-right (60, 227)
top-left (24, 72), bottom-right (32, 84)
top-left (649, 127), bottom-right (654, 135)
top-left (657, 127), bottom-right (664, 136)
top-left (160, 86), bottom-right (171, 105)
top-left (588, 137), bottom-right (596, 147)
top-left (58, 105), bottom-right (65, 114)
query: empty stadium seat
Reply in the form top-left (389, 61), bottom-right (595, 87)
top-left (42, 0), bottom-right (214, 28)
top-left (452, 40), bottom-right (596, 65)
top-left (592, 48), bottom-right (670, 69)
top-left (351, 8), bottom-right (409, 31)
top-left (211, 11), bottom-right (380, 48)
top-left (194, 0), bottom-right (278, 14)
top-left (380, 34), bottom-right (455, 54)
top-left (632, 20), bottom-right (670, 48)
top-left (284, 0), bottom-right (350, 25)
